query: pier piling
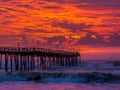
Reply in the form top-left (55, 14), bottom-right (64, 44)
top-left (0, 47), bottom-right (80, 72)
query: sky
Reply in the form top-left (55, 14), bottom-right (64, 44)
top-left (0, 0), bottom-right (120, 60)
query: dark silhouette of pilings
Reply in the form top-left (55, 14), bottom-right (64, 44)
top-left (0, 54), bottom-right (2, 69)
top-left (0, 47), bottom-right (80, 72)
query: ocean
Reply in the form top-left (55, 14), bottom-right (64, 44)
top-left (0, 61), bottom-right (119, 90)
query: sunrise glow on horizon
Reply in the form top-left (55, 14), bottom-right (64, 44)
top-left (0, 0), bottom-right (120, 60)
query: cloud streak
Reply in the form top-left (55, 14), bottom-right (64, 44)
top-left (0, 0), bottom-right (120, 48)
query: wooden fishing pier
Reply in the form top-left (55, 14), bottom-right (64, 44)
top-left (0, 47), bottom-right (80, 72)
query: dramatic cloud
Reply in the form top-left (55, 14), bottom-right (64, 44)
top-left (0, 0), bottom-right (120, 60)
top-left (76, 32), bottom-right (103, 45)
top-left (47, 36), bottom-right (66, 45)
top-left (45, 0), bottom-right (120, 9)
top-left (108, 33), bottom-right (120, 46)
top-left (52, 21), bottom-right (92, 32)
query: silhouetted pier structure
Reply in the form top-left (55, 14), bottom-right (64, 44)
top-left (0, 47), bottom-right (80, 72)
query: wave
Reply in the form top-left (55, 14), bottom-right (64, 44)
top-left (0, 71), bottom-right (119, 83)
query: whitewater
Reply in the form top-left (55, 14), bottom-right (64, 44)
top-left (0, 61), bottom-right (119, 90)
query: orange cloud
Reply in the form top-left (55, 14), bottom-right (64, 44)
top-left (0, 0), bottom-right (120, 60)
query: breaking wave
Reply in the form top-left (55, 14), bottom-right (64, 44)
top-left (0, 71), bottom-right (119, 83)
